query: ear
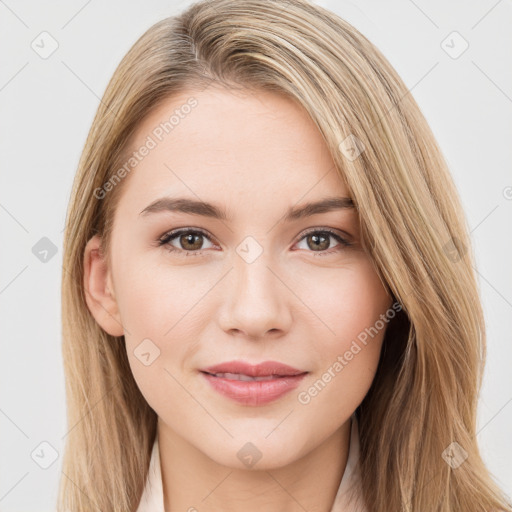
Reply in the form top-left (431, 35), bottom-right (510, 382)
top-left (83, 235), bottom-right (124, 337)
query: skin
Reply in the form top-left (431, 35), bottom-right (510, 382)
top-left (84, 85), bottom-right (393, 512)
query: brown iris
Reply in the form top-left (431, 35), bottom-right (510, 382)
top-left (306, 232), bottom-right (330, 251)
top-left (179, 232), bottom-right (204, 251)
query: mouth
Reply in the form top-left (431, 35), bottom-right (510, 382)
top-left (198, 361), bottom-right (309, 406)
top-left (200, 359), bottom-right (307, 378)
top-left (200, 371), bottom-right (307, 381)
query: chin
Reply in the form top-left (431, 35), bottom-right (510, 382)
top-left (203, 435), bottom-right (306, 471)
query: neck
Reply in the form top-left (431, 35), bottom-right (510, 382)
top-left (157, 417), bottom-right (352, 512)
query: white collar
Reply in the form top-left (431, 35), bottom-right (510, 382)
top-left (136, 413), bottom-right (365, 511)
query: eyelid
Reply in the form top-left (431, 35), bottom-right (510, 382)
top-left (298, 226), bottom-right (352, 242)
top-left (158, 226), bottom-right (213, 245)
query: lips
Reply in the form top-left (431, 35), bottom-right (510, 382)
top-left (201, 360), bottom-right (307, 378)
top-left (205, 372), bottom-right (281, 382)
top-left (199, 360), bottom-right (309, 406)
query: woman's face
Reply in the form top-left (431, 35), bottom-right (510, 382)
top-left (84, 85), bottom-right (393, 469)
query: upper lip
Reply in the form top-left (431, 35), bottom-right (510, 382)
top-left (201, 360), bottom-right (308, 377)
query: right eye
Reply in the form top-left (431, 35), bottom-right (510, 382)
top-left (158, 228), bottom-right (217, 255)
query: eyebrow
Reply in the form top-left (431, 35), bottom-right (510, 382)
top-left (139, 196), bottom-right (355, 222)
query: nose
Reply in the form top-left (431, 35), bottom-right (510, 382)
top-left (217, 252), bottom-right (293, 340)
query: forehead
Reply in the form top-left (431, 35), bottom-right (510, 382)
top-left (115, 86), bottom-right (350, 215)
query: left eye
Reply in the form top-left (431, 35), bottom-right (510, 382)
top-left (295, 230), bottom-right (350, 255)
top-left (157, 228), bottom-right (351, 256)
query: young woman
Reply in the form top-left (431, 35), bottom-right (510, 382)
top-left (58, 0), bottom-right (512, 510)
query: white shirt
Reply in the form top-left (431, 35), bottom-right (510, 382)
top-left (136, 413), bottom-right (367, 511)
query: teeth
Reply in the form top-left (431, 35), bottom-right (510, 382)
top-left (212, 372), bottom-right (281, 381)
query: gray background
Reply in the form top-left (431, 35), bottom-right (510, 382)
top-left (1, 0), bottom-right (511, 510)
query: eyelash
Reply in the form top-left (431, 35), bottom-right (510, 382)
top-left (157, 227), bottom-right (352, 257)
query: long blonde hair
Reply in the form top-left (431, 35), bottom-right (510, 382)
top-left (59, 0), bottom-right (512, 510)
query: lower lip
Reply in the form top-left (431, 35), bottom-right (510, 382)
top-left (200, 372), bottom-right (307, 406)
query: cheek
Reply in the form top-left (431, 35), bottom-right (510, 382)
top-left (113, 251), bottom-right (205, 339)
top-left (298, 260), bottom-right (390, 404)
top-left (301, 258), bottom-right (390, 343)
top-left (111, 258), bottom-right (211, 409)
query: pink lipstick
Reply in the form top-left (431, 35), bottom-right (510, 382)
top-left (200, 360), bottom-right (308, 406)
